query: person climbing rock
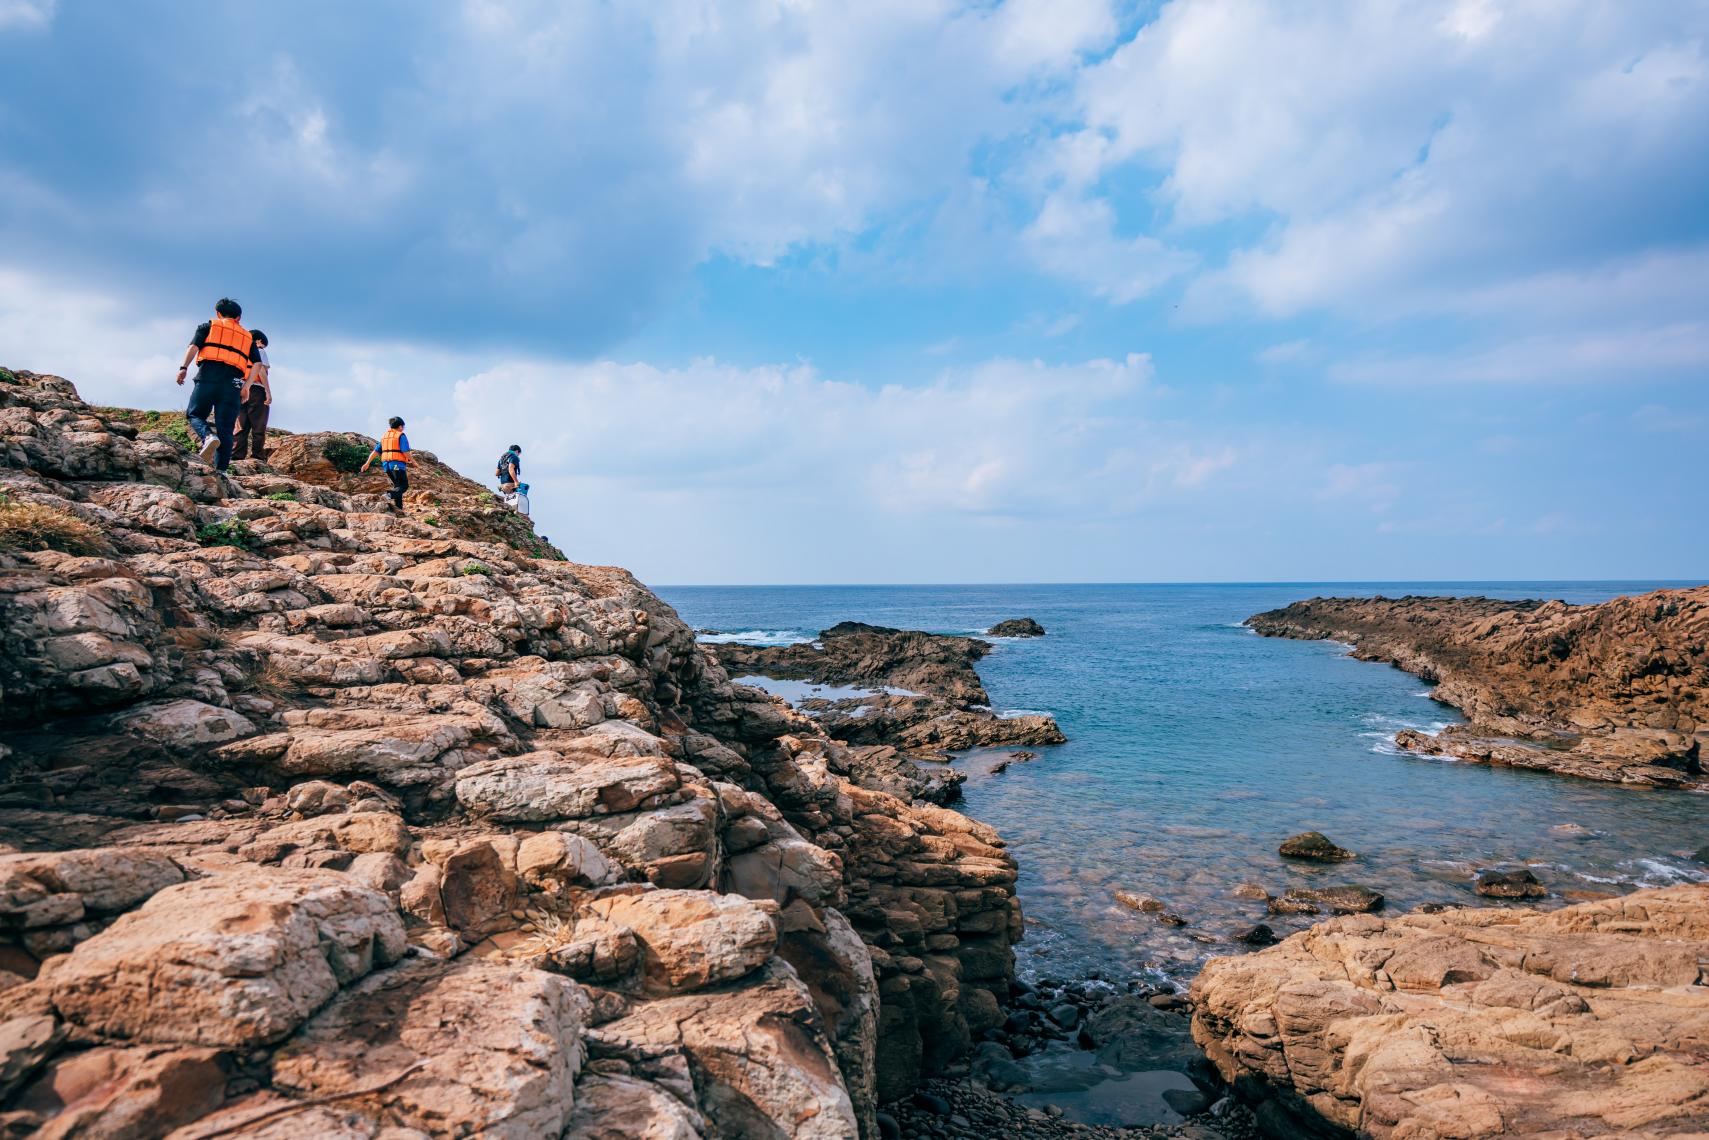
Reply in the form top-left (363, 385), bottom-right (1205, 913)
top-left (495, 443), bottom-right (529, 514)
top-left (359, 416), bottom-right (412, 511)
top-left (175, 297), bottom-right (264, 470)
top-left (231, 329), bottom-right (271, 461)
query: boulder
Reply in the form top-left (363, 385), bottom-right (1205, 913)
top-left (1474, 867), bottom-right (1548, 898)
top-left (45, 867), bottom-right (405, 1047)
top-left (1192, 884), bottom-right (1709, 1138)
top-left (564, 1073), bottom-right (707, 1139)
top-left (10, 1044), bottom-right (226, 1140)
top-left (599, 960), bottom-right (859, 1139)
top-left (454, 749), bottom-right (681, 821)
top-left (985, 618), bottom-right (1045, 638)
top-left (1277, 832), bottom-right (1353, 862)
top-left (584, 890), bottom-right (777, 994)
top-left (270, 957), bottom-right (588, 1140)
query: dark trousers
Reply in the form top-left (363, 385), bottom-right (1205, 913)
top-left (185, 373), bottom-right (241, 470)
top-left (384, 463), bottom-right (409, 509)
top-left (232, 391), bottom-right (271, 461)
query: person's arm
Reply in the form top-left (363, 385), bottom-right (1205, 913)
top-left (177, 323), bottom-right (209, 386)
top-left (399, 433), bottom-right (412, 464)
top-left (359, 441), bottom-right (379, 474)
top-left (249, 361), bottom-right (271, 404)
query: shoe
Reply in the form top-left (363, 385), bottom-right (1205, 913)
top-left (196, 435), bottom-right (219, 462)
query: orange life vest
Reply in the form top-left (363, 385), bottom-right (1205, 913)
top-left (380, 428), bottom-right (409, 464)
top-left (197, 316), bottom-right (254, 375)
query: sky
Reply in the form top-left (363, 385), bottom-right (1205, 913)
top-left (2, 0), bottom-right (1706, 585)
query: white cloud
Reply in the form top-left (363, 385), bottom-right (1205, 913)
top-left (0, 0), bottom-right (55, 32)
top-left (1022, 191), bottom-right (1196, 302)
top-left (1062, 0), bottom-right (1709, 320)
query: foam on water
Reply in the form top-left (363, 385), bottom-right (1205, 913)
top-left (696, 629), bottom-right (812, 646)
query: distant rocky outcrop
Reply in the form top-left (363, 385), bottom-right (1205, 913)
top-left (1247, 592), bottom-right (1709, 789)
top-left (0, 368), bottom-right (1026, 1137)
top-left (1191, 885), bottom-right (1709, 1138)
top-left (987, 617), bottom-right (1045, 638)
top-left (712, 621), bottom-right (1065, 766)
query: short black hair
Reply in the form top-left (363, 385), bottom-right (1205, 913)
top-left (508, 444), bottom-right (521, 452)
top-left (249, 329), bottom-right (268, 347)
top-left (388, 416), bottom-right (404, 429)
top-left (214, 297), bottom-right (242, 319)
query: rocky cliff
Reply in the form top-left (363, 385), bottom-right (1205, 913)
top-left (0, 368), bottom-right (1023, 1138)
top-left (1247, 591), bottom-right (1709, 789)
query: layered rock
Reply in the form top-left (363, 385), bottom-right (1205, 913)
top-left (712, 620), bottom-right (1064, 768)
top-left (1247, 591), bottom-right (1709, 788)
top-left (0, 368), bottom-right (1025, 1137)
top-left (1191, 885), bottom-right (1709, 1138)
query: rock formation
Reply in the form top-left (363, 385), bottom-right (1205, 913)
top-left (711, 621), bottom-right (1064, 765)
top-left (1247, 592), bottom-right (1709, 789)
top-left (986, 618), bottom-right (1044, 638)
top-left (0, 368), bottom-right (1026, 1137)
top-left (1191, 885), bottom-right (1709, 1138)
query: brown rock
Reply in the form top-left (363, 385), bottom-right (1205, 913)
top-left (1474, 867), bottom-right (1548, 898)
top-left (269, 957), bottom-right (587, 1140)
top-left (584, 890), bottom-right (777, 993)
top-left (1277, 831), bottom-right (1354, 861)
top-left (46, 867), bottom-right (405, 1047)
top-left (13, 1044), bottom-right (226, 1140)
top-left (1192, 884), bottom-right (1709, 1138)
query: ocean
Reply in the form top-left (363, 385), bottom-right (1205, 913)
top-left (656, 582), bottom-right (1709, 984)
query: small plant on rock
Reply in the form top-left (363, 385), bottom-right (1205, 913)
top-left (423, 516), bottom-right (439, 526)
top-left (0, 493), bottom-right (108, 556)
top-left (265, 490), bottom-right (298, 502)
top-left (196, 518), bottom-right (261, 552)
top-left (0, 368), bottom-right (17, 385)
top-left (322, 437), bottom-right (372, 474)
top-left (460, 561), bottom-right (492, 576)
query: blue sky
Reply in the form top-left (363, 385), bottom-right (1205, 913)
top-left (2, 0), bottom-right (1706, 584)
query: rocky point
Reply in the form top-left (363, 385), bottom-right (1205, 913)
top-left (0, 368), bottom-right (1030, 1137)
top-left (1247, 592), bottom-right (1709, 789)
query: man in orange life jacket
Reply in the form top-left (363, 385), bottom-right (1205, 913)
top-left (358, 416), bottom-right (412, 511)
top-left (174, 297), bottom-right (263, 471)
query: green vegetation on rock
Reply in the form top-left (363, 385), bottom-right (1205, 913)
top-left (196, 518), bottom-right (261, 552)
top-left (322, 436), bottom-right (372, 474)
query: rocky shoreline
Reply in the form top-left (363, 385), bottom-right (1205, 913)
top-left (710, 620), bottom-right (1065, 787)
top-left (0, 368), bottom-right (1053, 1137)
top-left (1247, 592), bottom-right (1709, 789)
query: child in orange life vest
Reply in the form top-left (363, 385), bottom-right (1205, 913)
top-left (358, 416), bottom-right (412, 511)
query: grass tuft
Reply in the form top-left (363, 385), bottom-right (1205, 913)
top-left (265, 490), bottom-right (298, 502)
top-left (322, 437), bottom-right (372, 474)
top-left (196, 518), bottom-right (261, 552)
top-left (0, 493), bottom-right (108, 556)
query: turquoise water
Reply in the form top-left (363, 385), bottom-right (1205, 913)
top-left (658, 583), bottom-right (1709, 982)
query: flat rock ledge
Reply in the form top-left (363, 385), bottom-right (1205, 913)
top-left (1190, 884), bottom-right (1709, 1138)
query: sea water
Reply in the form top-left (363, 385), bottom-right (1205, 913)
top-left (657, 582), bottom-right (1708, 984)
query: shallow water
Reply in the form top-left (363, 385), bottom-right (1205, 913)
top-left (659, 582), bottom-right (1709, 983)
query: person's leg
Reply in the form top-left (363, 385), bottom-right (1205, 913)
top-left (231, 400), bottom-right (253, 459)
top-left (185, 380), bottom-right (215, 445)
top-left (212, 387), bottom-right (241, 470)
top-left (387, 465), bottom-right (408, 510)
top-left (247, 399), bottom-right (271, 460)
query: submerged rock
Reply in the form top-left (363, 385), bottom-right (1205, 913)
top-left (1473, 866), bottom-right (1548, 898)
top-left (1277, 831), bottom-right (1354, 862)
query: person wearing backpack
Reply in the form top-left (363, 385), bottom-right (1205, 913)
top-left (496, 444), bottom-right (522, 493)
top-left (359, 417), bottom-right (412, 511)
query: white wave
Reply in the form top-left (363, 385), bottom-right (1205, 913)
top-left (1629, 857), bottom-right (1709, 887)
top-left (999, 708), bottom-right (1052, 719)
top-left (697, 629), bottom-right (812, 646)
